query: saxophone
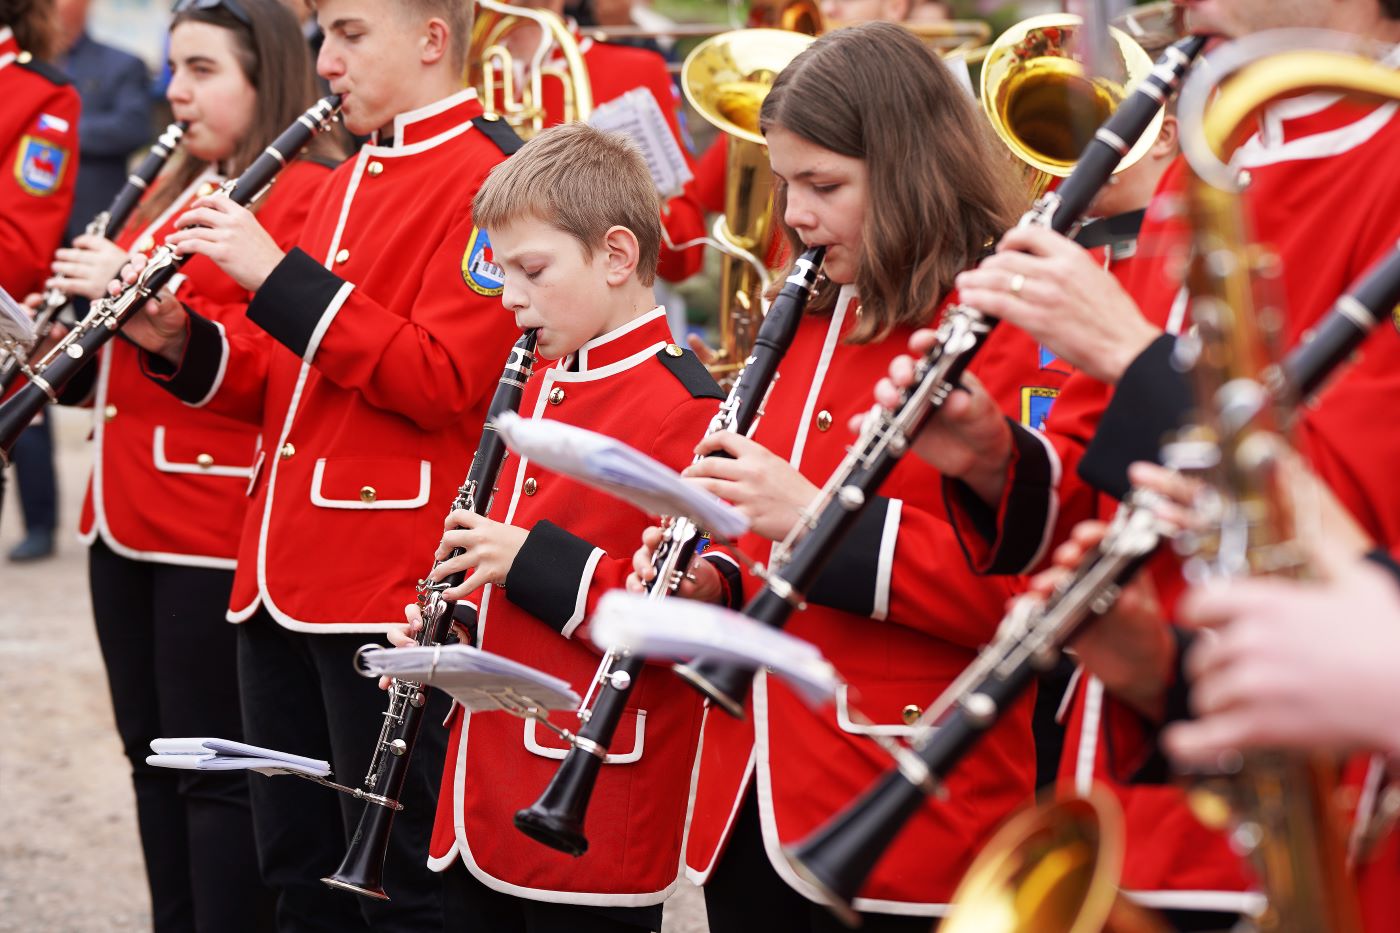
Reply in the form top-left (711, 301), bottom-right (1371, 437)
top-left (1165, 28), bottom-right (1400, 932)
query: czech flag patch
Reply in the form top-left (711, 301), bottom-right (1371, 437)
top-left (462, 226), bottom-right (505, 297)
top-left (14, 135), bottom-right (69, 197)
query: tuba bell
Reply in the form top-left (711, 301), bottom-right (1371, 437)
top-left (466, 0), bottom-right (593, 138)
top-left (681, 28), bottom-right (814, 386)
top-left (979, 13), bottom-right (1162, 200)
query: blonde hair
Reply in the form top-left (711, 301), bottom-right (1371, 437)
top-left (473, 122), bottom-right (663, 285)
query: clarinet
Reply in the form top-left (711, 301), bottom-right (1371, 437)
top-left (324, 329), bottom-right (538, 900)
top-left (786, 490), bottom-right (1172, 917)
top-left (513, 247), bottom-right (826, 857)
top-left (677, 35), bottom-right (1209, 716)
top-left (0, 96), bottom-right (342, 460)
top-left (0, 121), bottom-right (188, 394)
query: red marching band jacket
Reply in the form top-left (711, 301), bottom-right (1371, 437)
top-left (78, 162), bottom-right (331, 565)
top-left (0, 26), bottom-right (79, 304)
top-left (140, 88), bottom-right (522, 632)
top-left (949, 94), bottom-right (1400, 921)
top-left (428, 309), bottom-right (724, 905)
top-left (684, 286), bottom-right (1046, 918)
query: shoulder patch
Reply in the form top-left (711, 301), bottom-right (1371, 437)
top-left (13, 135), bottom-right (70, 196)
top-left (1020, 386), bottom-right (1059, 431)
top-left (16, 56), bottom-right (73, 87)
top-left (471, 114), bottom-right (524, 156)
top-left (655, 346), bottom-right (724, 401)
top-left (462, 226), bottom-right (505, 297)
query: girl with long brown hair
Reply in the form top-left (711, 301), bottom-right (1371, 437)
top-left (631, 22), bottom-right (1045, 930)
top-left (39, 1), bottom-right (341, 929)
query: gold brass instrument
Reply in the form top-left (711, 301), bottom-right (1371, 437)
top-left (943, 792), bottom-right (1165, 933)
top-left (1166, 28), bottom-right (1400, 933)
top-left (467, 0), bottom-right (593, 137)
top-left (746, 0), bottom-right (823, 35)
top-left (681, 28), bottom-right (815, 385)
top-left (980, 14), bottom-right (1161, 200)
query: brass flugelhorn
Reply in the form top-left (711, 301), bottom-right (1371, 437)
top-left (467, 0), bottom-right (593, 138)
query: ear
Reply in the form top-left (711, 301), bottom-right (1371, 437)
top-left (1152, 114), bottom-right (1179, 160)
top-left (601, 225), bottom-right (641, 287)
top-left (421, 17), bottom-right (450, 67)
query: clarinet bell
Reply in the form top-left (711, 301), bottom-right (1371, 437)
top-left (672, 657), bottom-right (750, 719)
top-left (513, 743), bottom-right (601, 857)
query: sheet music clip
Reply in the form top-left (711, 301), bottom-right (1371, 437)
top-left (355, 644), bottom-right (581, 714)
top-left (0, 284), bottom-right (37, 351)
top-left (495, 412), bottom-right (750, 541)
top-left (590, 591), bottom-right (840, 707)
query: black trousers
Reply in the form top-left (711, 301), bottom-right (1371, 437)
top-left (236, 608), bottom-right (449, 933)
top-left (442, 861), bottom-right (663, 932)
top-left (704, 789), bottom-right (937, 933)
top-left (11, 415), bottom-right (57, 534)
top-left (88, 540), bottom-right (273, 933)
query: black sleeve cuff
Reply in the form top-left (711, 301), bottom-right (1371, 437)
top-left (1365, 548), bottom-right (1400, 589)
top-left (247, 247), bottom-right (345, 359)
top-left (807, 496), bottom-right (890, 617)
top-left (141, 306), bottom-right (224, 405)
top-left (505, 519), bottom-right (600, 636)
top-left (704, 552), bottom-right (744, 611)
top-left (947, 419), bottom-right (1057, 575)
top-left (1079, 334), bottom-right (1192, 500)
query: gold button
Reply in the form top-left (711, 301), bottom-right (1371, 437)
top-left (197, 181), bottom-right (217, 198)
top-left (136, 235), bottom-right (155, 253)
top-left (17, 51), bottom-right (32, 64)
top-left (335, 248), bottom-right (350, 265)
top-left (664, 344), bottom-right (684, 358)
top-left (367, 161), bottom-right (384, 177)
top-left (901, 704), bottom-right (921, 726)
top-left (523, 477), bottom-right (538, 496)
top-left (548, 387), bottom-right (565, 406)
top-left (103, 404), bottom-right (118, 421)
top-left (359, 485), bottom-right (377, 503)
top-left (196, 453), bottom-right (214, 469)
top-left (482, 111), bottom-right (501, 122)
top-left (816, 410), bottom-right (833, 432)
top-left (1237, 169), bottom-right (1253, 188)
top-left (279, 443), bottom-right (295, 460)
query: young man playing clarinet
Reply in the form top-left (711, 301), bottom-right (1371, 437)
top-left (119, 1), bottom-right (521, 929)
top-left (395, 122), bottom-right (725, 933)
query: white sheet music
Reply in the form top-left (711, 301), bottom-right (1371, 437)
top-left (590, 591), bottom-right (841, 707)
top-left (0, 284), bottom-right (36, 348)
top-left (588, 87), bottom-right (694, 200)
top-left (495, 411), bottom-right (750, 541)
top-left (147, 737), bottom-right (331, 778)
top-left (356, 644), bottom-right (580, 713)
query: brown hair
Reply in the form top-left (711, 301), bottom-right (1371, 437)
top-left (399, 0), bottom-right (473, 74)
top-left (3, 0), bottom-right (56, 59)
top-left (761, 21), bottom-right (1021, 342)
top-left (473, 122), bottom-right (663, 286)
top-left (131, 0), bottom-right (344, 230)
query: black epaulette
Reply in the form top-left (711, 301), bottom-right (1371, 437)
top-left (16, 53), bottom-right (73, 87)
top-left (655, 344), bottom-right (725, 401)
top-left (472, 114), bottom-right (524, 156)
top-left (1073, 208), bottom-right (1146, 255)
top-left (302, 153), bottom-right (344, 172)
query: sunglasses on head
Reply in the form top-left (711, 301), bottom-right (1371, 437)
top-left (172, 0), bottom-right (252, 27)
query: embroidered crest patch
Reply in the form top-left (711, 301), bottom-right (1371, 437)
top-left (14, 135), bottom-right (69, 197)
top-left (462, 226), bottom-right (505, 297)
top-left (1020, 386), bottom-right (1060, 431)
top-left (1393, 303), bottom-right (1400, 335)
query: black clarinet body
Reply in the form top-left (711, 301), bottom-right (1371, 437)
top-left (0, 96), bottom-right (341, 461)
top-left (324, 330), bottom-right (538, 900)
top-left (513, 247), bottom-right (826, 856)
top-left (678, 34), bottom-right (1207, 718)
top-left (0, 121), bottom-right (187, 394)
top-left (786, 492), bottom-right (1171, 912)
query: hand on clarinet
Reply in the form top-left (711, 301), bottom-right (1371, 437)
top-left (110, 253), bottom-right (190, 363)
top-left (869, 352), bottom-right (1011, 508)
top-left (682, 430), bottom-right (819, 542)
top-left (430, 509), bottom-right (527, 600)
top-left (626, 525), bottom-right (724, 603)
top-left (166, 192), bottom-right (285, 293)
top-left (47, 234), bottom-right (130, 301)
top-left (954, 225), bottom-right (1161, 384)
top-left (377, 604), bottom-right (425, 690)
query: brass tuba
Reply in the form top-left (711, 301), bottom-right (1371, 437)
top-left (681, 28), bottom-right (815, 385)
top-left (466, 0), bottom-right (593, 138)
top-left (979, 13), bottom-right (1162, 199)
